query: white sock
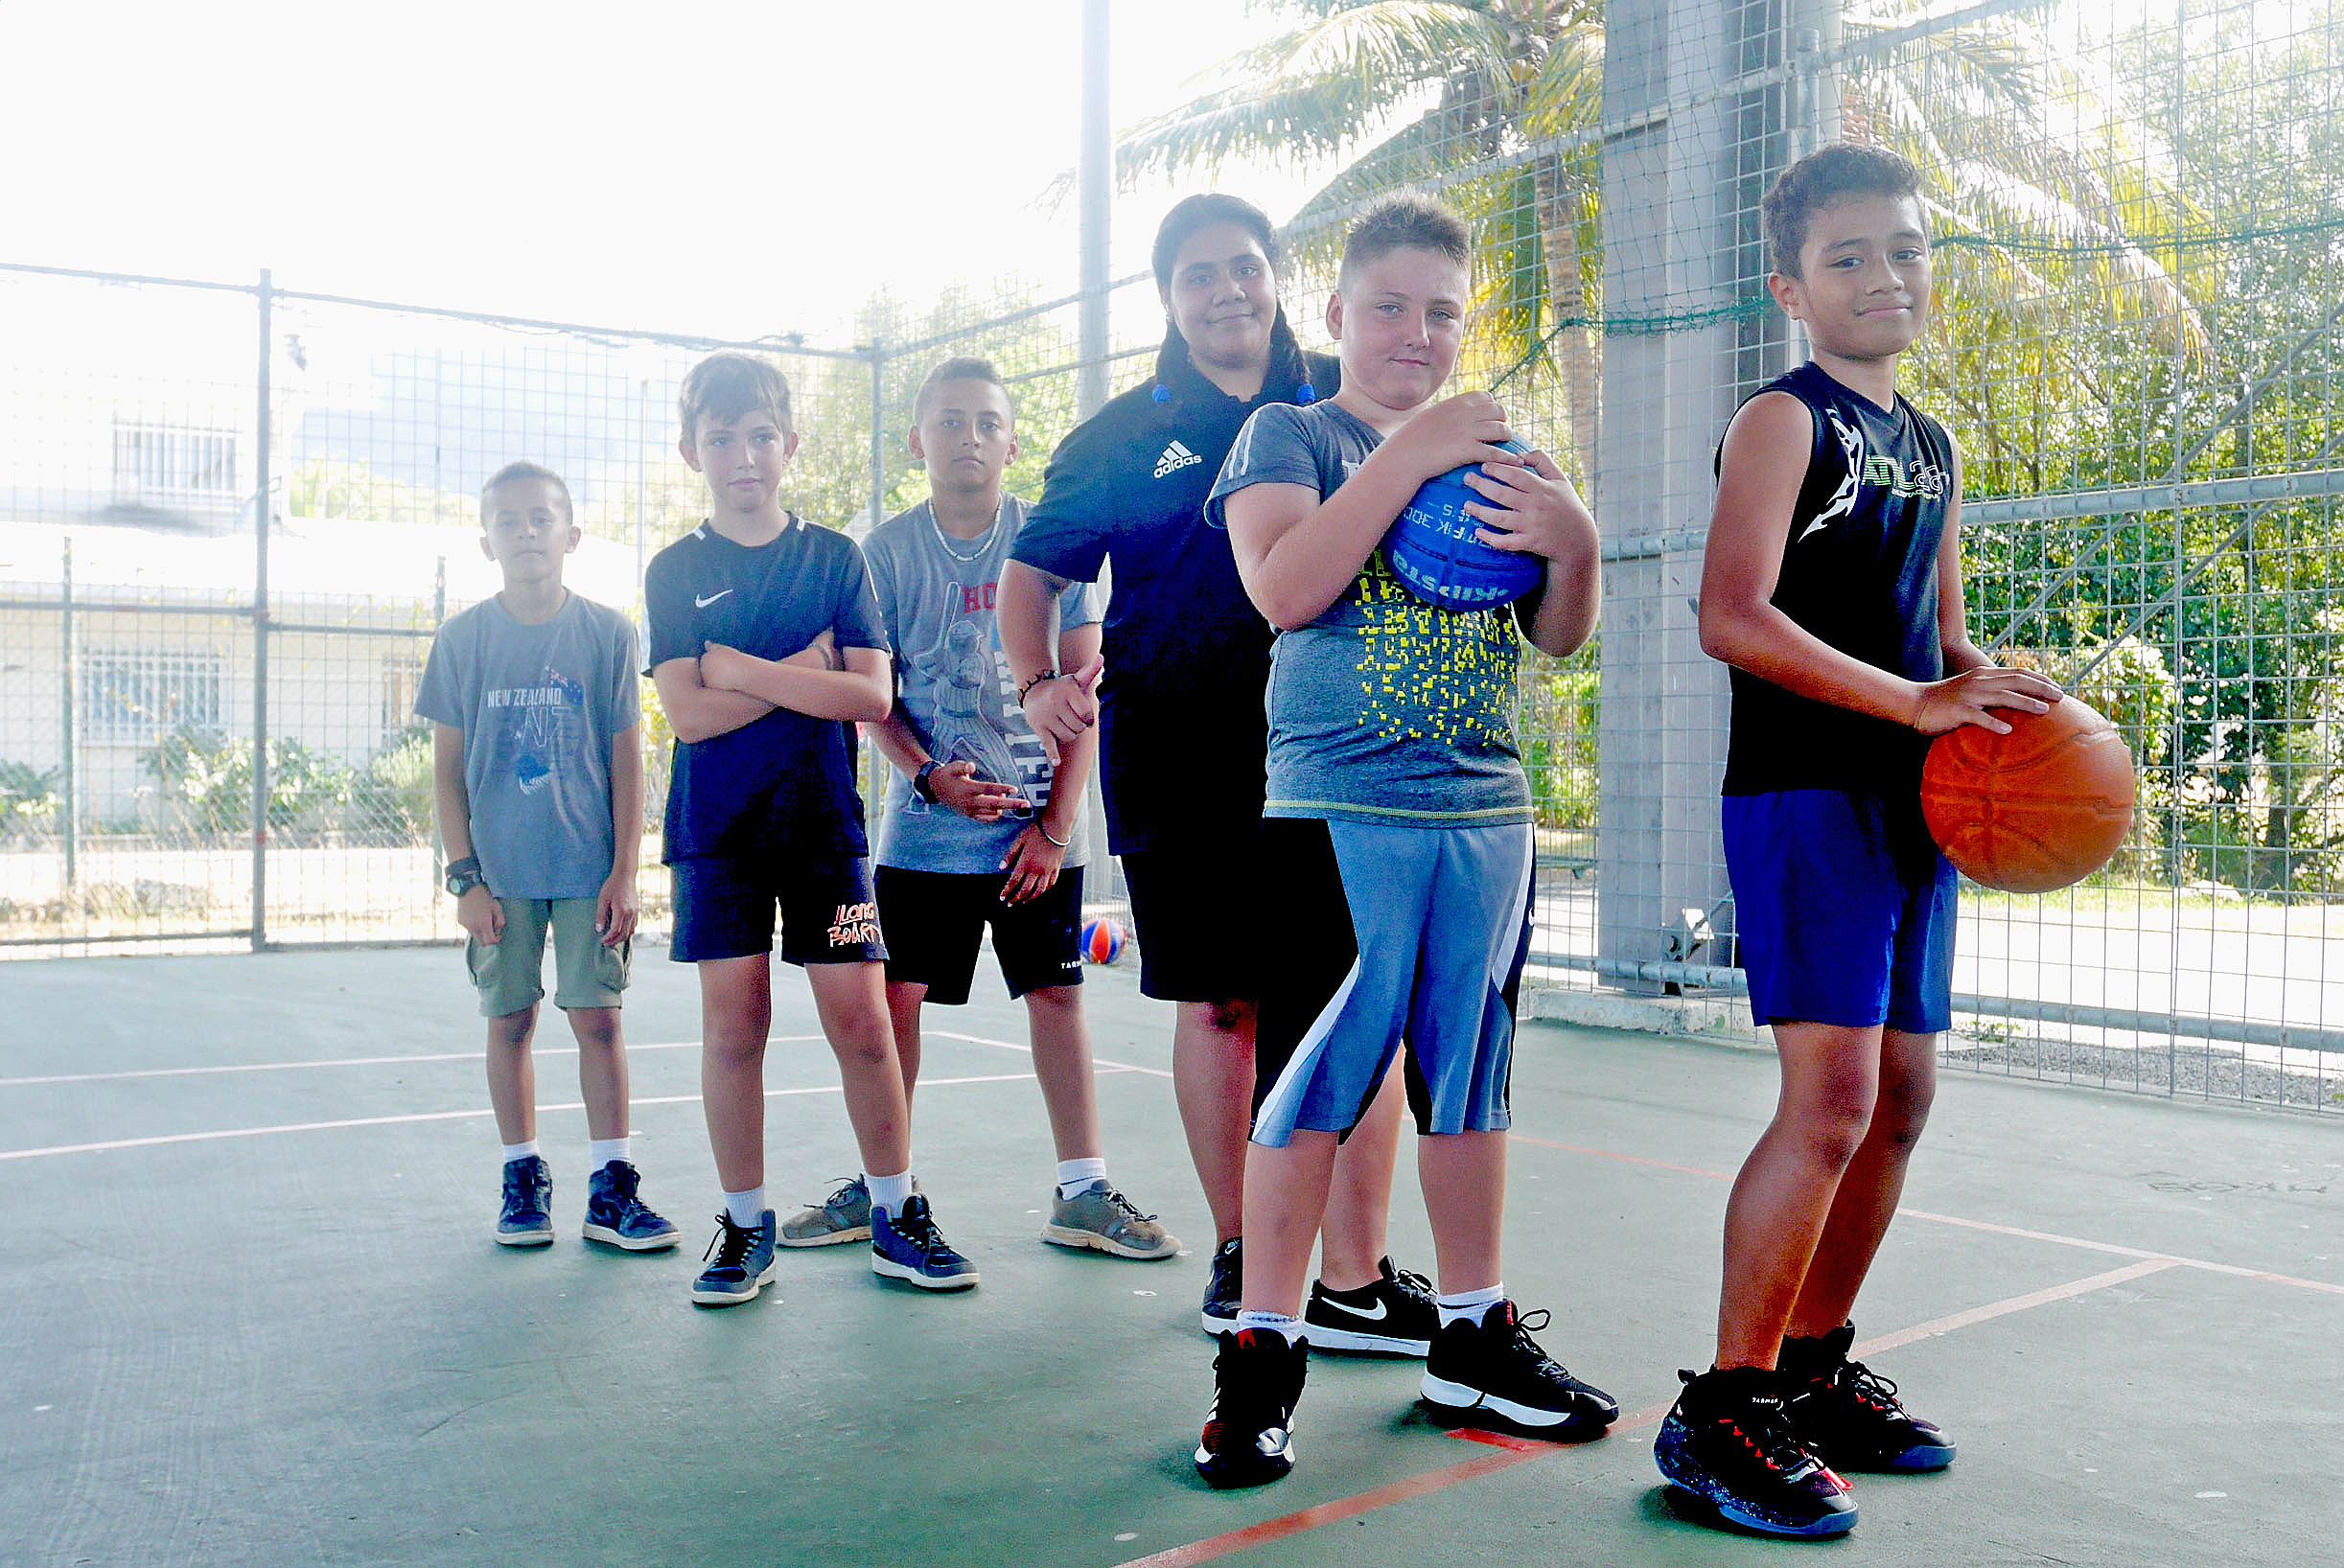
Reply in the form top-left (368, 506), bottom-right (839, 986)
top-left (1437, 1282), bottom-right (1506, 1327)
top-left (867, 1169), bottom-right (915, 1213)
top-left (1235, 1310), bottom-right (1304, 1344)
top-left (1056, 1157), bottom-right (1107, 1200)
top-left (500, 1140), bottom-right (540, 1164)
top-left (588, 1137), bottom-right (630, 1170)
top-left (723, 1187), bottom-right (767, 1228)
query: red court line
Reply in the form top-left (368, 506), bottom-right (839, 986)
top-left (0, 1069), bottom-right (1102, 1162)
top-left (1114, 1257), bottom-right (2188, 1568)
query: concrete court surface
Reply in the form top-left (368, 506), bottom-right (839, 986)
top-left (3, 946), bottom-right (2339, 1567)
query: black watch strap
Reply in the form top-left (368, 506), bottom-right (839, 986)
top-left (445, 856), bottom-right (485, 897)
top-left (912, 759), bottom-right (941, 804)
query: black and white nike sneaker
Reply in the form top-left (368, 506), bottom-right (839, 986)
top-left (1301, 1256), bottom-right (1438, 1356)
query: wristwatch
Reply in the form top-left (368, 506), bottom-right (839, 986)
top-left (444, 856), bottom-right (487, 897)
top-left (912, 759), bottom-right (942, 804)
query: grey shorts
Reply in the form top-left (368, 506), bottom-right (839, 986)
top-left (465, 896), bottom-right (630, 1018)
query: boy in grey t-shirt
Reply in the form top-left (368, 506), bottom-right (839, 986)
top-left (782, 357), bottom-right (1176, 1261)
top-left (415, 461), bottom-right (676, 1255)
top-left (1191, 196), bottom-right (1611, 1487)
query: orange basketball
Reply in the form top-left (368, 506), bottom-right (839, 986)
top-left (1919, 696), bottom-right (2137, 893)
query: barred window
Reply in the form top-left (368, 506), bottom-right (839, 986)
top-left (111, 422), bottom-right (239, 506)
top-left (83, 651), bottom-right (224, 743)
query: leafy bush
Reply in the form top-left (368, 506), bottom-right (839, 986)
top-left (0, 760), bottom-right (61, 840)
top-left (142, 726), bottom-right (351, 839)
top-left (348, 724), bottom-right (435, 843)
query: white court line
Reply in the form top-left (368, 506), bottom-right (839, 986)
top-left (926, 1027), bottom-right (1174, 1079)
top-left (2, 1026), bottom-right (1176, 1088)
top-left (0, 1068), bottom-right (1134, 1163)
top-left (0, 1039), bottom-right (801, 1088)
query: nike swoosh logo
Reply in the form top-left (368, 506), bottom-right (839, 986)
top-left (1315, 1295), bottom-right (1388, 1323)
top-left (694, 589), bottom-right (732, 609)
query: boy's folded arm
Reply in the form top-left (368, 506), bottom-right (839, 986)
top-left (1224, 450), bottom-right (1422, 630)
top-left (651, 657), bottom-right (779, 743)
top-left (708, 643), bottom-right (894, 724)
top-left (866, 707), bottom-right (931, 777)
top-left (1698, 392), bottom-right (1929, 727)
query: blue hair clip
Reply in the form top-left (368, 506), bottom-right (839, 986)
top-left (1151, 383), bottom-right (1172, 404)
top-left (1294, 381), bottom-right (1317, 405)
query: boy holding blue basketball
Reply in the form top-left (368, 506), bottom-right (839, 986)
top-left (1193, 193), bottom-right (1613, 1487)
top-left (1655, 145), bottom-right (2062, 1538)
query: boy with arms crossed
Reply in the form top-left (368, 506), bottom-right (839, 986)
top-left (793, 356), bottom-right (1173, 1259)
top-left (646, 353), bottom-right (975, 1305)
top-left (418, 461), bottom-right (676, 1253)
top-left (1195, 195), bottom-right (1615, 1487)
top-left (1654, 146), bottom-right (2061, 1537)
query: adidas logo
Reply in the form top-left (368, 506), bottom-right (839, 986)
top-left (1153, 439), bottom-right (1203, 479)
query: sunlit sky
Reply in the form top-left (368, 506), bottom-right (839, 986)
top-left (0, 1), bottom-right (1328, 343)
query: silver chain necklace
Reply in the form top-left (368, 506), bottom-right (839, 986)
top-left (929, 498), bottom-right (1002, 565)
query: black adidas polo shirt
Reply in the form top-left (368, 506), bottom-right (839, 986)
top-left (1012, 332), bottom-right (1339, 855)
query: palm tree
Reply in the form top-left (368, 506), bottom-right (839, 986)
top-left (1112, 1), bottom-right (2210, 476)
top-left (1115, 0), bottom-right (1608, 466)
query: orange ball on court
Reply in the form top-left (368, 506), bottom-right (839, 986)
top-left (1918, 695), bottom-right (2138, 893)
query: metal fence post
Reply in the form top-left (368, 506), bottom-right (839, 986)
top-left (1077, 0), bottom-right (1110, 419)
top-left (59, 537), bottom-right (77, 890)
top-left (250, 268), bottom-right (273, 951)
top-left (868, 342), bottom-right (887, 531)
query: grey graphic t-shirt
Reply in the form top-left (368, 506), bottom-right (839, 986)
top-left (414, 591), bottom-right (641, 900)
top-left (864, 496), bottom-right (1101, 873)
top-left (1207, 401), bottom-right (1530, 827)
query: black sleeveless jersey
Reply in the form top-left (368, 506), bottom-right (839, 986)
top-left (1719, 362), bottom-right (1955, 796)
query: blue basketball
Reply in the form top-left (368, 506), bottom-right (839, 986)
top-left (1382, 439), bottom-right (1544, 611)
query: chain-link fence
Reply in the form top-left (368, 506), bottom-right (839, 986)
top-left (5, 0), bottom-right (2339, 1113)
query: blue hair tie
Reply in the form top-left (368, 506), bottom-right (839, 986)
top-left (1294, 381), bottom-right (1317, 405)
top-left (1151, 383), bottom-right (1172, 404)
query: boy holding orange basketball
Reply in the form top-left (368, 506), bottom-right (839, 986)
top-left (1656, 145), bottom-right (2063, 1538)
top-left (1191, 193), bottom-right (1612, 1488)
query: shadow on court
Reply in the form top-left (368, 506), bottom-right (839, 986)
top-left (4, 947), bottom-right (2338, 1566)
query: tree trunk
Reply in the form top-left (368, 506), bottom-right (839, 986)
top-left (1535, 159), bottom-right (1601, 473)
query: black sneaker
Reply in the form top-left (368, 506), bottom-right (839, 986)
top-left (495, 1154), bottom-right (554, 1247)
top-left (1200, 1236), bottom-right (1242, 1336)
top-left (1654, 1367), bottom-right (1858, 1538)
top-left (1418, 1300), bottom-right (1618, 1438)
top-left (1780, 1324), bottom-right (1956, 1472)
top-left (1194, 1328), bottom-right (1308, 1488)
top-left (1303, 1257), bottom-right (1438, 1356)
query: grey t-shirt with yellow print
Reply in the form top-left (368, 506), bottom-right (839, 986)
top-left (1206, 400), bottom-right (1530, 828)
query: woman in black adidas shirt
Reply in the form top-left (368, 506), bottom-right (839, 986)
top-left (998, 196), bottom-right (1433, 1351)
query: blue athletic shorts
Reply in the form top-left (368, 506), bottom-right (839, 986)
top-left (1251, 818), bottom-right (1533, 1145)
top-left (1722, 789), bottom-right (1956, 1034)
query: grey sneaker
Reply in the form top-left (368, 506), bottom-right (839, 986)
top-left (779, 1175), bottom-right (872, 1247)
top-left (1042, 1179), bottom-right (1180, 1260)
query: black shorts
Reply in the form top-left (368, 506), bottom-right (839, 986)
top-left (873, 865), bottom-right (1084, 1005)
top-left (668, 855), bottom-right (886, 966)
top-left (1122, 835), bottom-right (1265, 1003)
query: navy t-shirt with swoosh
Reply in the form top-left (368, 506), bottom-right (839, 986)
top-left (643, 514), bottom-right (889, 863)
top-left (1719, 360), bottom-right (1956, 797)
top-left (1010, 335), bottom-right (1339, 855)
